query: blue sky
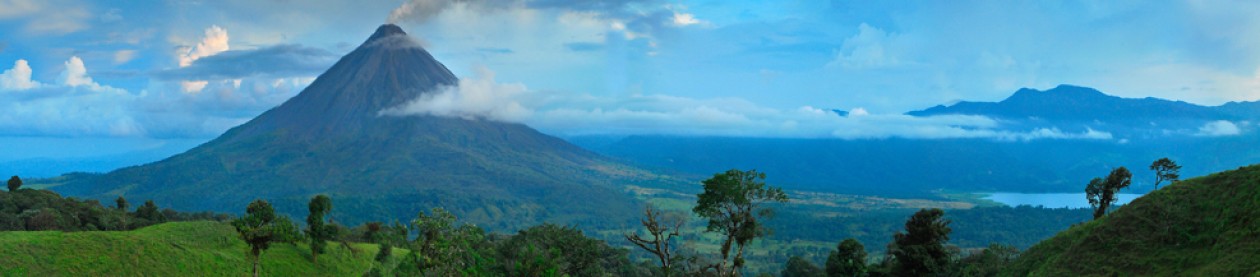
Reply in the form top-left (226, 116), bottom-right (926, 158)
top-left (2, 0), bottom-right (1260, 163)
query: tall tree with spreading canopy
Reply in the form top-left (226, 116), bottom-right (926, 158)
top-left (625, 205), bottom-right (686, 276)
top-left (826, 238), bottom-right (867, 277)
top-left (233, 199), bottom-right (301, 277)
top-left (305, 194), bottom-right (333, 264)
top-left (1149, 157), bottom-right (1181, 189)
top-left (692, 169), bottom-right (788, 276)
top-left (1086, 167), bottom-right (1133, 220)
top-left (135, 200), bottom-right (165, 223)
top-left (889, 208), bottom-right (952, 276)
top-left (7, 176), bottom-right (20, 192)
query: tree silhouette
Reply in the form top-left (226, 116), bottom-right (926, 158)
top-left (233, 200), bottom-right (300, 277)
top-left (305, 194), bottom-right (333, 264)
top-left (1087, 167), bottom-right (1132, 220)
top-left (7, 176), bottom-right (20, 192)
top-left (625, 205), bottom-right (686, 275)
top-left (1149, 158), bottom-right (1181, 189)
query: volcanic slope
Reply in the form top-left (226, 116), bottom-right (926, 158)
top-left (54, 24), bottom-right (661, 230)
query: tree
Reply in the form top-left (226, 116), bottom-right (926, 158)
top-left (1086, 167), bottom-right (1132, 220)
top-left (782, 256), bottom-right (825, 277)
top-left (889, 208), bottom-right (952, 276)
top-left (625, 205), bottom-right (686, 276)
top-left (135, 200), bottom-right (166, 223)
top-left (826, 238), bottom-right (867, 277)
top-left (7, 176), bottom-right (20, 192)
top-left (692, 169), bottom-right (789, 276)
top-left (1149, 158), bottom-right (1181, 189)
top-left (233, 200), bottom-right (301, 277)
top-left (305, 194), bottom-right (333, 264)
top-left (115, 196), bottom-right (129, 230)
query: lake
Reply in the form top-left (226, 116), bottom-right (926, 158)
top-left (982, 192), bottom-right (1144, 209)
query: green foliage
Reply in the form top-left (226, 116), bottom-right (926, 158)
top-left (781, 256), bottom-right (825, 277)
top-left (399, 207), bottom-right (496, 276)
top-left (7, 175), bottom-right (20, 192)
top-left (305, 194), bottom-right (334, 263)
top-left (233, 199), bottom-right (302, 276)
top-left (135, 200), bottom-right (166, 224)
top-left (1086, 167), bottom-right (1132, 220)
top-left (499, 223), bottom-right (634, 277)
top-left (951, 243), bottom-right (1017, 277)
top-left (1149, 157), bottom-right (1181, 188)
top-left (1007, 164), bottom-right (1260, 276)
top-left (889, 208), bottom-right (952, 276)
top-left (693, 169), bottom-right (789, 275)
top-left (826, 238), bottom-right (866, 277)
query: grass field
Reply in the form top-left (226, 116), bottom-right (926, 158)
top-left (0, 221), bottom-right (386, 276)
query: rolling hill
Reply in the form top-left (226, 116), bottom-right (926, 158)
top-left (1003, 164), bottom-right (1260, 276)
top-left (0, 221), bottom-right (384, 276)
top-left (50, 24), bottom-right (669, 230)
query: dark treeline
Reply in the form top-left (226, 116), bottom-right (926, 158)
top-left (0, 175), bottom-right (231, 232)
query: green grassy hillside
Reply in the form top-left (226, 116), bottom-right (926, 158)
top-left (0, 221), bottom-right (384, 276)
top-left (1003, 164), bottom-right (1260, 276)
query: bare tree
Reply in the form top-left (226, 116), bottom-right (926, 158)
top-left (625, 205), bottom-right (686, 275)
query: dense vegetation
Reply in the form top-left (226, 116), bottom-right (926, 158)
top-left (1005, 164), bottom-right (1260, 276)
top-left (0, 176), bottom-right (228, 232)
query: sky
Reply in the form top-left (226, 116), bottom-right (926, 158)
top-left (2, 0), bottom-right (1260, 164)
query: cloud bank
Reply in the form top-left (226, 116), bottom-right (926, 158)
top-left (382, 67), bottom-right (1117, 141)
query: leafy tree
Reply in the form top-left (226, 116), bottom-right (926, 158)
top-left (400, 207), bottom-right (495, 275)
top-left (1086, 167), bottom-right (1133, 220)
top-left (625, 204), bottom-right (686, 276)
top-left (693, 169), bottom-right (788, 276)
top-left (232, 200), bottom-right (300, 277)
top-left (305, 194), bottom-right (334, 264)
top-left (7, 176), bottom-right (20, 192)
top-left (134, 200), bottom-right (166, 223)
top-left (889, 208), bottom-right (952, 276)
top-left (782, 256), bottom-right (825, 277)
top-left (826, 238), bottom-right (867, 277)
top-left (1149, 158), bottom-right (1181, 189)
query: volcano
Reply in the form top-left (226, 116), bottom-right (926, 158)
top-left (54, 24), bottom-right (656, 230)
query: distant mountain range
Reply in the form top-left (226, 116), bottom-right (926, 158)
top-left (908, 84), bottom-right (1260, 124)
top-left (50, 25), bottom-right (667, 230)
top-left (576, 85), bottom-right (1260, 197)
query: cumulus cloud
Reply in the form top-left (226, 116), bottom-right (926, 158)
top-left (381, 67), bottom-right (531, 121)
top-left (0, 59), bottom-right (42, 90)
top-left (0, 56), bottom-right (310, 138)
top-left (178, 25), bottom-right (231, 67)
top-left (1195, 120), bottom-right (1242, 136)
top-left (155, 44), bottom-right (338, 81)
top-left (175, 25), bottom-right (231, 93)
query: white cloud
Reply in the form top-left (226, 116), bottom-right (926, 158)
top-left (178, 25), bottom-right (231, 67)
top-left (0, 59), bottom-right (42, 90)
top-left (177, 25), bottom-right (231, 93)
top-left (113, 50), bottom-right (137, 65)
top-left (1195, 120), bottom-right (1242, 137)
top-left (59, 56), bottom-right (93, 87)
top-left (381, 66), bottom-right (531, 122)
top-left (380, 66), bottom-right (1117, 141)
top-left (672, 12), bottom-right (700, 26)
top-left (828, 23), bottom-right (909, 69)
